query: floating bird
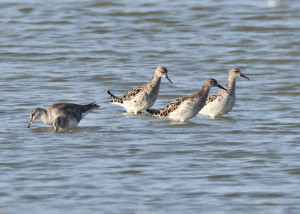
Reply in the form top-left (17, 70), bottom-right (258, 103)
top-left (199, 68), bottom-right (249, 118)
top-left (106, 66), bottom-right (172, 114)
top-left (146, 78), bottom-right (226, 122)
top-left (28, 102), bottom-right (100, 131)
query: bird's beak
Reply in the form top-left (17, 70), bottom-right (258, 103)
top-left (166, 75), bottom-right (173, 84)
top-left (240, 73), bottom-right (250, 80)
top-left (27, 118), bottom-right (34, 128)
top-left (218, 84), bottom-right (228, 91)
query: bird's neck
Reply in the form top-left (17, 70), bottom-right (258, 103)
top-left (227, 77), bottom-right (236, 95)
top-left (150, 75), bottom-right (162, 89)
top-left (40, 109), bottom-right (52, 125)
top-left (196, 85), bottom-right (211, 102)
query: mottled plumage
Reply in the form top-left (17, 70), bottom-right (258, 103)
top-left (28, 102), bottom-right (100, 131)
top-left (147, 78), bottom-right (227, 122)
top-left (200, 68), bottom-right (249, 118)
top-left (106, 66), bottom-right (172, 114)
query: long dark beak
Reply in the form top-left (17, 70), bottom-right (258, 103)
top-left (241, 73), bottom-right (250, 80)
top-left (218, 84), bottom-right (228, 91)
top-left (166, 75), bottom-right (173, 84)
top-left (27, 118), bottom-right (33, 128)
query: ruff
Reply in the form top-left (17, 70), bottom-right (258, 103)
top-left (106, 66), bottom-right (172, 114)
top-left (147, 78), bottom-right (227, 122)
top-left (200, 68), bottom-right (249, 118)
top-left (28, 102), bottom-right (99, 131)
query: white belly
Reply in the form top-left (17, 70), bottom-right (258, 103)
top-left (200, 95), bottom-right (235, 118)
top-left (168, 100), bottom-right (202, 122)
top-left (123, 91), bottom-right (157, 114)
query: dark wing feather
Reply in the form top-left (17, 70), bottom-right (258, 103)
top-left (59, 110), bottom-right (82, 123)
top-left (157, 96), bottom-right (189, 117)
top-left (205, 90), bottom-right (223, 105)
top-left (67, 111), bottom-right (82, 122)
top-left (121, 86), bottom-right (144, 101)
top-left (50, 103), bottom-right (81, 111)
top-left (146, 108), bottom-right (161, 115)
top-left (50, 102), bottom-right (98, 114)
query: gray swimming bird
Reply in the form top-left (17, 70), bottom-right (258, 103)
top-left (200, 68), bottom-right (249, 118)
top-left (28, 102), bottom-right (100, 131)
top-left (146, 78), bottom-right (227, 122)
top-left (106, 66), bottom-right (172, 114)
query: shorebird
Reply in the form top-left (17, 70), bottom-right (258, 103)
top-left (199, 68), bottom-right (249, 118)
top-left (106, 66), bottom-right (172, 114)
top-left (146, 78), bottom-right (227, 122)
top-left (28, 102), bottom-right (100, 131)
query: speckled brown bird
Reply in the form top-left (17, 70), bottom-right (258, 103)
top-left (106, 66), bottom-right (172, 114)
top-left (147, 78), bottom-right (226, 122)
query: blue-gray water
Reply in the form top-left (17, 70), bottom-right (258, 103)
top-left (1, 0), bottom-right (300, 213)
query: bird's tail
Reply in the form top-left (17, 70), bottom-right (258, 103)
top-left (146, 108), bottom-right (161, 116)
top-left (82, 102), bottom-right (100, 114)
top-left (106, 90), bottom-right (120, 103)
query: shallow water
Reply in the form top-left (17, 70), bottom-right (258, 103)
top-left (1, 0), bottom-right (300, 213)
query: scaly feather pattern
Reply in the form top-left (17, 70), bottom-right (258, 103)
top-left (147, 78), bottom-right (227, 122)
top-left (106, 66), bottom-right (172, 114)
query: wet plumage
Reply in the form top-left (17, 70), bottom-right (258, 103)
top-left (28, 102), bottom-right (100, 131)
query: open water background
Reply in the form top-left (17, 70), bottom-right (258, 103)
top-left (0, 0), bottom-right (300, 213)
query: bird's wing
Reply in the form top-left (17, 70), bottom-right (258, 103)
top-left (158, 96), bottom-right (189, 117)
top-left (49, 103), bottom-right (82, 112)
top-left (205, 90), bottom-right (224, 105)
top-left (67, 111), bottom-right (82, 122)
top-left (121, 86), bottom-right (144, 101)
top-left (57, 110), bottom-right (82, 122)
